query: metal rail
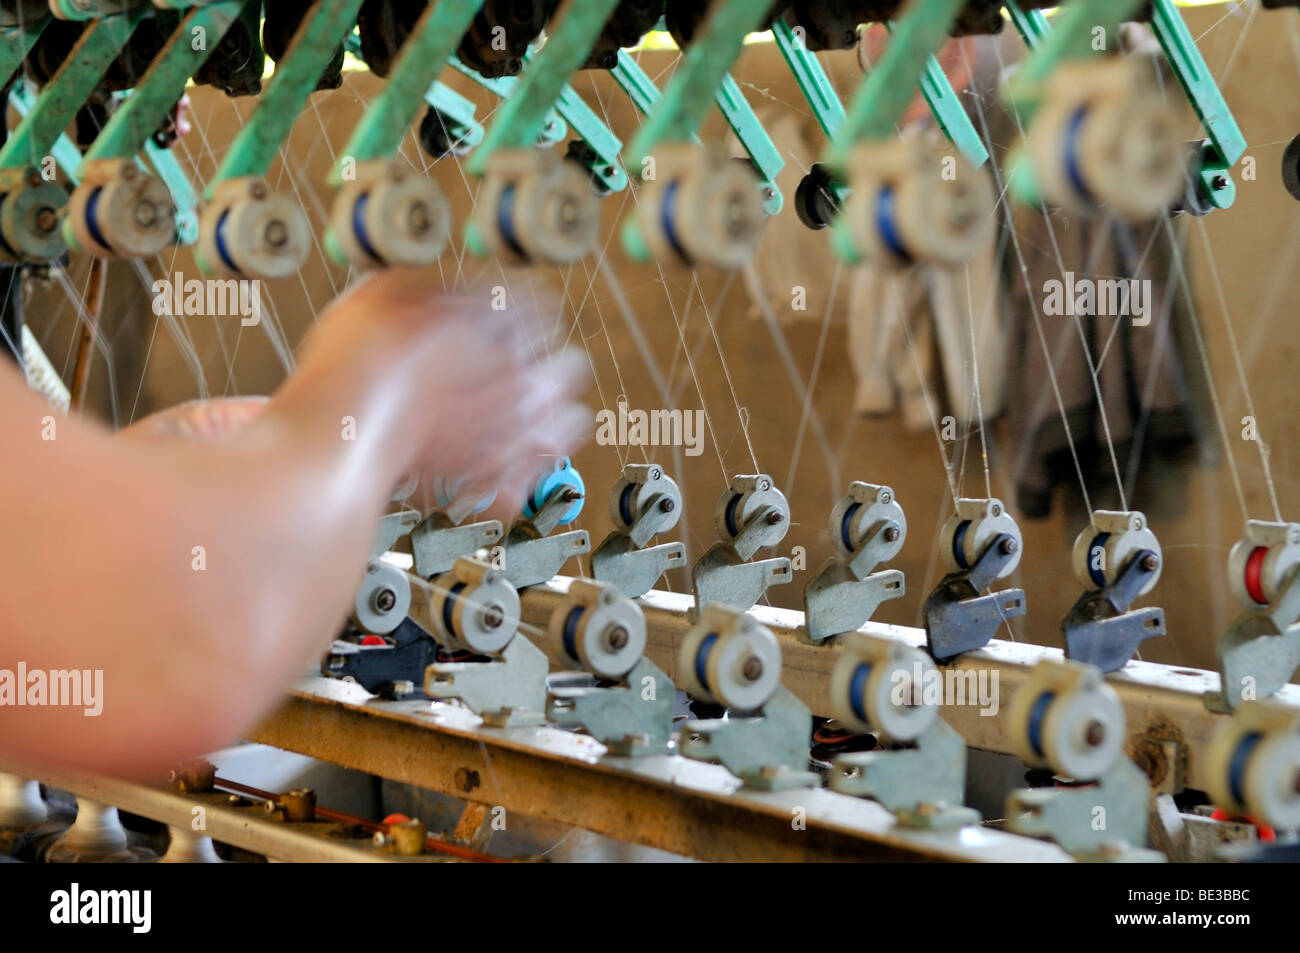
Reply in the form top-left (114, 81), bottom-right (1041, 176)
top-left (247, 677), bottom-right (1070, 862)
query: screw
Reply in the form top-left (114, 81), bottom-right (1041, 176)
top-left (766, 512), bottom-right (784, 525)
top-left (35, 208), bottom-right (57, 233)
top-left (407, 202), bottom-right (431, 235)
top-left (1141, 554), bottom-right (1160, 573)
top-left (1000, 537), bottom-right (1019, 556)
top-left (133, 202), bottom-right (157, 228)
top-left (1084, 720), bottom-right (1106, 747)
top-left (1212, 174), bottom-right (1228, 191)
top-left (607, 626), bottom-right (629, 651)
top-left (375, 588), bottom-right (397, 613)
top-left (264, 219), bottom-right (288, 248)
top-left (884, 527), bottom-right (900, 543)
top-left (249, 181), bottom-right (268, 200)
top-left (741, 656), bottom-right (764, 682)
top-left (482, 605), bottom-right (504, 629)
top-left (659, 498), bottom-right (676, 513)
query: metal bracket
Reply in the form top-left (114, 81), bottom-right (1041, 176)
top-left (679, 684), bottom-right (817, 789)
top-left (409, 510), bottom-right (503, 579)
top-left (924, 533), bottom-right (1027, 662)
top-left (693, 541), bottom-right (792, 614)
top-left (1007, 756), bottom-right (1164, 861)
top-left (831, 719), bottom-right (979, 829)
top-left (1212, 570), bottom-right (1300, 710)
top-left (371, 508), bottom-right (420, 557)
top-left (500, 483), bottom-right (590, 590)
top-left (591, 531), bottom-right (685, 600)
top-left (803, 518), bottom-right (905, 643)
top-left (448, 55), bottom-right (568, 148)
top-left (424, 632), bottom-right (549, 727)
top-left (546, 656), bottom-right (675, 756)
top-left (1063, 549), bottom-right (1166, 673)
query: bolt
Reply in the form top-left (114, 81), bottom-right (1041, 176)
top-left (407, 201), bottom-right (431, 235)
top-left (562, 488), bottom-right (583, 503)
top-left (375, 588), bottom-right (397, 613)
top-left (607, 626), bottom-right (629, 651)
top-left (133, 201), bottom-right (157, 228)
top-left (26, 170), bottom-right (42, 188)
top-left (766, 512), bottom-right (784, 525)
top-left (249, 180), bottom-right (268, 200)
top-left (1000, 537), bottom-right (1019, 556)
top-left (1084, 720), bottom-right (1106, 747)
top-left (1141, 554), bottom-right (1160, 573)
top-left (884, 527), bottom-right (900, 543)
top-left (741, 656), bottom-right (764, 682)
top-left (35, 208), bottom-right (57, 233)
top-left (659, 498), bottom-right (676, 513)
top-left (556, 195), bottom-right (580, 229)
top-left (1212, 174), bottom-right (1228, 191)
top-left (264, 219), bottom-right (288, 248)
top-left (482, 605), bottom-right (504, 629)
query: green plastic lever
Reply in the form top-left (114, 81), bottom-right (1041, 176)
top-left (772, 18), bottom-right (844, 139)
top-left (1004, 0), bottom-right (1050, 49)
top-left (448, 55), bottom-right (568, 147)
top-left (0, 8), bottom-right (147, 170)
top-left (467, 0), bottom-right (622, 176)
top-left (83, 1), bottom-right (246, 163)
top-left (207, 0), bottom-right (365, 197)
top-left (0, 15), bottom-right (49, 88)
top-left (334, 0), bottom-right (485, 180)
top-left (1149, 0), bottom-right (1245, 210)
top-left (623, 0), bottom-right (775, 170)
top-left (822, 0), bottom-right (966, 172)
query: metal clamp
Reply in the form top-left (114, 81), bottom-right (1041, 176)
top-left (677, 604), bottom-right (816, 789)
top-left (828, 633), bottom-right (978, 828)
top-left (1212, 521), bottom-right (1300, 710)
top-left (1205, 700), bottom-right (1300, 832)
top-left (692, 473), bottom-right (793, 613)
top-left (803, 482), bottom-right (905, 643)
top-left (1005, 659), bottom-right (1163, 861)
top-left (924, 497), bottom-right (1027, 662)
top-left (422, 556), bottom-right (547, 726)
top-left (590, 463), bottom-right (686, 598)
top-left (543, 580), bottom-right (674, 756)
top-left (499, 457), bottom-right (590, 589)
top-left (1062, 510), bottom-right (1165, 673)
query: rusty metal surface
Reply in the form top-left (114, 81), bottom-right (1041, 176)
top-left (247, 677), bottom-right (1071, 862)
top-left (517, 578), bottom-right (1300, 793)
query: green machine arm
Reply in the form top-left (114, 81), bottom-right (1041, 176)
top-left (1004, 0), bottom-right (1050, 49)
top-left (0, 8), bottom-right (147, 171)
top-left (1149, 0), bottom-right (1245, 211)
top-left (823, 0), bottom-right (968, 171)
top-left (448, 55), bottom-right (567, 148)
top-left (0, 13), bottom-right (48, 87)
top-left (467, 0), bottom-right (622, 179)
top-left (59, 2), bottom-right (246, 258)
top-left (623, 0), bottom-right (777, 169)
top-left (207, 0), bottom-right (365, 196)
top-left (611, 51), bottom-right (781, 214)
top-left (334, 0), bottom-right (485, 179)
top-left (80, 2), bottom-right (245, 165)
